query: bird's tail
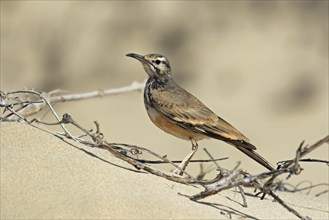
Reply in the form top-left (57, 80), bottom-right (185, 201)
top-left (230, 140), bottom-right (275, 171)
top-left (203, 130), bottom-right (275, 171)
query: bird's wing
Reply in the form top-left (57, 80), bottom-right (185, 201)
top-left (149, 83), bottom-right (253, 149)
top-left (148, 82), bottom-right (278, 170)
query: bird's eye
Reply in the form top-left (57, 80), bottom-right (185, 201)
top-left (155, 60), bottom-right (161, 65)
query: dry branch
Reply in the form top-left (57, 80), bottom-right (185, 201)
top-left (1, 86), bottom-right (328, 220)
top-left (1, 80), bottom-right (146, 120)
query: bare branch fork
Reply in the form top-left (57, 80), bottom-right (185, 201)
top-left (1, 84), bottom-right (328, 220)
top-left (57, 114), bottom-right (329, 220)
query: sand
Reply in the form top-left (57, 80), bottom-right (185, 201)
top-left (1, 123), bottom-right (328, 219)
top-left (1, 2), bottom-right (328, 219)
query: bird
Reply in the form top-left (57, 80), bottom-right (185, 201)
top-left (126, 53), bottom-right (275, 174)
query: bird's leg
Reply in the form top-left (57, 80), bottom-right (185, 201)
top-left (173, 139), bottom-right (198, 176)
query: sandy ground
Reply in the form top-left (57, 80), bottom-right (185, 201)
top-left (1, 1), bottom-right (328, 184)
top-left (1, 123), bottom-right (328, 219)
top-left (1, 2), bottom-right (328, 218)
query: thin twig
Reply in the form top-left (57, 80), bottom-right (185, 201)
top-left (5, 90), bottom-right (76, 140)
top-left (1, 81), bottom-right (146, 119)
top-left (2, 87), bottom-right (328, 220)
top-left (237, 185), bottom-right (248, 208)
top-left (268, 190), bottom-right (310, 220)
top-left (203, 148), bottom-right (221, 169)
top-left (278, 158), bottom-right (329, 165)
top-left (131, 157), bottom-right (228, 164)
top-left (48, 80), bottom-right (146, 103)
top-left (315, 190), bottom-right (328, 197)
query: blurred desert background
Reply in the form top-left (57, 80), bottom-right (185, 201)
top-left (1, 1), bottom-right (328, 185)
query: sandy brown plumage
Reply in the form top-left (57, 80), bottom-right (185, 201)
top-left (127, 53), bottom-right (275, 171)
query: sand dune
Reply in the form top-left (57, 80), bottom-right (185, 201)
top-left (1, 123), bottom-right (328, 219)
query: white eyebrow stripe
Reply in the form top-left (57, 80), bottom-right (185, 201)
top-left (158, 57), bottom-right (167, 61)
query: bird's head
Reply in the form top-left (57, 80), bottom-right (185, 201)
top-left (126, 53), bottom-right (172, 82)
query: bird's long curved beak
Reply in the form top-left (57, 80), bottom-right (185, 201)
top-left (126, 53), bottom-right (150, 65)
